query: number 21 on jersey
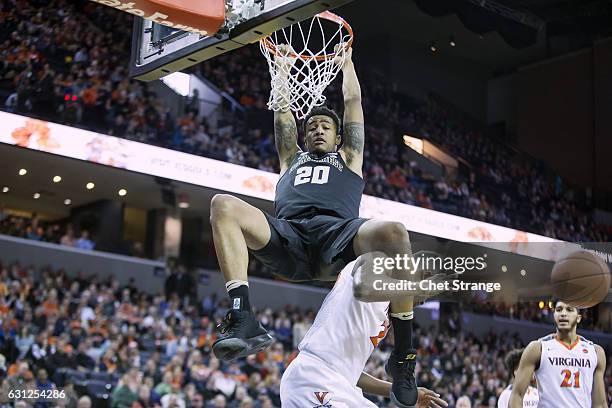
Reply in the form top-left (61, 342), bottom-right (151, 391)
top-left (560, 369), bottom-right (580, 388)
top-left (294, 166), bottom-right (330, 186)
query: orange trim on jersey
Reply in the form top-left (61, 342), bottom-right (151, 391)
top-left (555, 335), bottom-right (580, 350)
top-left (370, 321), bottom-right (389, 348)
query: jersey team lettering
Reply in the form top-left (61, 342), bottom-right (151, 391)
top-left (289, 153), bottom-right (343, 174)
top-left (7, 389), bottom-right (66, 401)
top-left (548, 356), bottom-right (592, 368)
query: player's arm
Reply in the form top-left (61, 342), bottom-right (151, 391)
top-left (273, 45), bottom-right (300, 175)
top-left (509, 341), bottom-right (541, 408)
top-left (357, 373), bottom-right (447, 407)
top-left (591, 344), bottom-right (607, 408)
top-left (337, 48), bottom-right (364, 176)
top-left (357, 371), bottom-right (390, 397)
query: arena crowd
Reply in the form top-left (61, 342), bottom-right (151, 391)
top-left (2, 260), bottom-right (610, 408)
top-left (0, 0), bottom-right (609, 245)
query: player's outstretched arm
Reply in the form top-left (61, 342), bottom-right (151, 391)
top-left (357, 373), bottom-right (447, 407)
top-left (509, 341), bottom-right (541, 408)
top-left (357, 371), bottom-right (390, 397)
top-left (592, 344), bottom-right (607, 408)
top-left (337, 48), bottom-right (364, 175)
top-left (273, 45), bottom-right (300, 175)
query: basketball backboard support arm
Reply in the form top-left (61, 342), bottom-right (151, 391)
top-left (129, 0), bottom-right (354, 81)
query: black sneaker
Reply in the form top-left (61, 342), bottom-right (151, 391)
top-left (212, 309), bottom-right (274, 361)
top-left (385, 349), bottom-right (418, 408)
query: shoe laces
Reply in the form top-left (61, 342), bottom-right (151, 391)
top-left (217, 310), bottom-right (235, 335)
top-left (396, 354), bottom-right (417, 376)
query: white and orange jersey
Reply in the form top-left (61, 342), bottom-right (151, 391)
top-left (497, 384), bottom-right (539, 407)
top-left (298, 262), bottom-right (390, 387)
top-left (535, 334), bottom-right (598, 408)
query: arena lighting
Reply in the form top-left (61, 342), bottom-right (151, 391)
top-left (403, 135), bottom-right (424, 154)
top-left (18, 168), bottom-right (27, 176)
top-left (538, 301), bottom-right (545, 309)
top-left (449, 36), bottom-right (456, 47)
top-left (118, 188), bottom-right (128, 197)
top-left (178, 193), bottom-right (190, 208)
top-left (53, 175), bottom-right (62, 183)
top-left (2, 187), bottom-right (8, 193)
top-left (429, 42), bottom-right (438, 52)
top-left (161, 72), bottom-right (191, 97)
top-left (86, 182), bottom-right (95, 190)
top-left (64, 198), bottom-right (72, 205)
top-left (33, 193), bottom-right (40, 199)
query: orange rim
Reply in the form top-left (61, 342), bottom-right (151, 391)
top-left (260, 11), bottom-right (353, 62)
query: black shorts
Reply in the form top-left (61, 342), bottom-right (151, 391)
top-left (250, 213), bottom-right (368, 282)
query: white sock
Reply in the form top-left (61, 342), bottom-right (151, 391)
top-left (390, 311), bottom-right (414, 320)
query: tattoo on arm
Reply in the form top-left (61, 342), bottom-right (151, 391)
top-left (343, 122), bottom-right (364, 164)
top-left (274, 118), bottom-right (298, 167)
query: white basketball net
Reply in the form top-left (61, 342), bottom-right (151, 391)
top-left (259, 12), bottom-right (352, 120)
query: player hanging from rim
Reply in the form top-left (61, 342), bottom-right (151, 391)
top-left (209, 44), bottom-right (438, 407)
top-left (509, 300), bottom-right (607, 408)
top-left (497, 349), bottom-right (539, 407)
top-left (280, 253), bottom-right (447, 408)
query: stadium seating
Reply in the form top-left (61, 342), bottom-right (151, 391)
top-left (1, 258), bottom-right (610, 407)
top-left (0, 0), bottom-right (609, 244)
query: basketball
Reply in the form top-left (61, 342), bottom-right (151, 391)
top-left (551, 250), bottom-right (611, 308)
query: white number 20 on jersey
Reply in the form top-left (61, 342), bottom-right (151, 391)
top-left (294, 165), bottom-right (330, 186)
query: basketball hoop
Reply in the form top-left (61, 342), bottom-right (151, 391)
top-left (259, 11), bottom-right (353, 120)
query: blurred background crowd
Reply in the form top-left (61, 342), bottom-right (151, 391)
top-left (1, 0), bottom-right (609, 245)
top-left (2, 260), bottom-right (610, 408)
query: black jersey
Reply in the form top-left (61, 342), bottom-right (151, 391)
top-left (275, 151), bottom-right (365, 220)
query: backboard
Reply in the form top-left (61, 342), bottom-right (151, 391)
top-left (129, 0), bottom-right (354, 81)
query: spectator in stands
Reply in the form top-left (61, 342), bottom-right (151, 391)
top-left (164, 265), bottom-right (195, 304)
top-left (456, 395), bottom-right (472, 408)
top-left (209, 394), bottom-right (227, 408)
top-left (75, 230), bottom-right (95, 250)
top-left (35, 368), bottom-right (55, 398)
top-left (59, 226), bottom-right (76, 247)
top-left (4, 92), bottom-right (18, 113)
top-left (0, 258), bottom-right (611, 407)
top-left (160, 382), bottom-right (186, 408)
top-left (111, 372), bottom-right (139, 408)
top-left (0, 354), bottom-right (6, 378)
top-left (190, 393), bottom-right (205, 408)
top-left (15, 327), bottom-right (34, 360)
top-left (77, 396), bottom-right (92, 408)
top-left (25, 225), bottom-right (43, 241)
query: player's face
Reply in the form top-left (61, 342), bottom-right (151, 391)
top-left (554, 301), bottom-right (581, 331)
top-left (305, 115), bottom-right (340, 154)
